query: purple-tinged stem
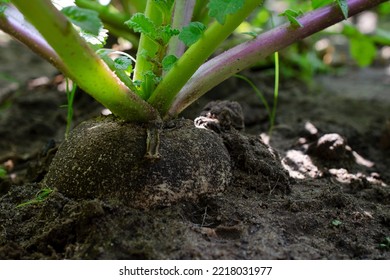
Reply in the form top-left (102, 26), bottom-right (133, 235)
top-left (167, 0), bottom-right (196, 58)
top-left (169, 0), bottom-right (388, 117)
top-left (0, 4), bottom-right (65, 72)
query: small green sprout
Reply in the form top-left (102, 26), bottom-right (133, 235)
top-left (379, 236), bottom-right (390, 250)
top-left (65, 79), bottom-right (77, 140)
top-left (16, 188), bottom-right (54, 208)
top-left (336, 0), bottom-right (349, 19)
top-left (0, 167), bottom-right (7, 179)
top-left (331, 219), bottom-right (342, 227)
top-left (279, 9), bottom-right (304, 28)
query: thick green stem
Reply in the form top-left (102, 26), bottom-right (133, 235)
top-left (132, 0), bottom-right (163, 98)
top-left (148, 0), bottom-right (263, 117)
top-left (11, 0), bottom-right (158, 122)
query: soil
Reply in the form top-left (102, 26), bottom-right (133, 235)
top-left (1, 37), bottom-right (390, 260)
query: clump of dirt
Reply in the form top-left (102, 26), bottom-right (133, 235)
top-left (1, 37), bottom-right (390, 259)
top-left (222, 131), bottom-right (291, 194)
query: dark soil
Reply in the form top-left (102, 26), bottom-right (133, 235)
top-left (1, 37), bottom-right (390, 259)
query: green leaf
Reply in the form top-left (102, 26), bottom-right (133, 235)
top-left (141, 70), bottom-right (161, 98)
top-left (126, 14), bottom-right (178, 45)
top-left (79, 28), bottom-right (108, 49)
top-left (342, 24), bottom-right (359, 37)
top-left (311, 0), bottom-right (333, 9)
top-left (158, 24), bottom-right (180, 45)
top-left (0, 0), bottom-right (9, 15)
top-left (125, 13), bottom-right (157, 41)
top-left (331, 219), bottom-right (342, 227)
top-left (342, 24), bottom-right (377, 67)
top-left (0, 167), bottom-right (6, 179)
top-left (279, 9), bottom-right (304, 28)
top-left (208, 0), bottom-right (245, 25)
top-left (373, 28), bottom-right (390, 45)
top-left (251, 8), bottom-right (270, 27)
top-left (16, 188), bottom-right (53, 208)
top-left (133, 80), bottom-right (142, 87)
top-left (162, 55), bottom-right (178, 71)
top-left (61, 6), bottom-right (102, 36)
top-left (178, 22), bottom-right (206, 46)
top-left (336, 0), bottom-right (348, 19)
top-left (114, 56), bottom-right (132, 72)
top-left (378, 2), bottom-right (390, 15)
top-left (350, 37), bottom-right (376, 67)
top-left (242, 31), bottom-right (258, 38)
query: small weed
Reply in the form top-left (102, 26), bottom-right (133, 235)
top-left (235, 51), bottom-right (280, 135)
top-left (0, 167), bottom-right (6, 179)
top-left (65, 78), bottom-right (77, 139)
top-left (60, 78), bottom-right (77, 139)
top-left (0, 73), bottom-right (18, 83)
top-left (16, 188), bottom-right (53, 208)
top-left (331, 219), bottom-right (342, 227)
top-left (379, 236), bottom-right (390, 250)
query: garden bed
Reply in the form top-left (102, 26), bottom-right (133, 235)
top-left (0, 38), bottom-right (389, 259)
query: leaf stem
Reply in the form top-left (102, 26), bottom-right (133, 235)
top-left (169, 0), bottom-right (387, 116)
top-left (148, 0), bottom-right (263, 117)
top-left (11, 0), bottom-right (158, 122)
top-left (167, 0), bottom-right (196, 58)
top-left (99, 53), bottom-right (140, 96)
top-left (132, 0), bottom-right (162, 98)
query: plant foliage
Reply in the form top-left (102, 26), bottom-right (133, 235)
top-left (0, 0), bottom-right (386, 125)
